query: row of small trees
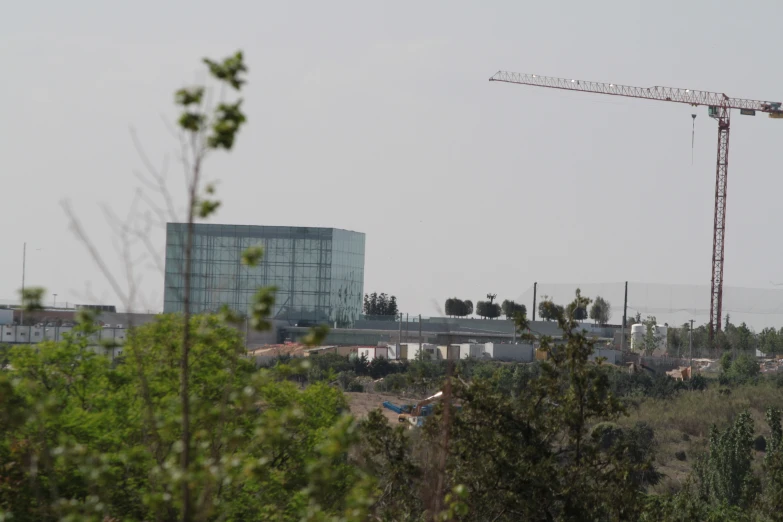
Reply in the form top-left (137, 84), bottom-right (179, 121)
top-left (363, 292), bottom-right (398, 316)
top-left (538, 293), bottom-right (612, 325)
top-left (444, 295), bottom-right (528, 320)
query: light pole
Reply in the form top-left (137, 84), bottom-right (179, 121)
top-left (20, 243), bottom-right (26, 325)
top-left (689, 319), bottom-right (694, 376)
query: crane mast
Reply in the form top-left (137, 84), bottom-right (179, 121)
top-left (491, 71), bottom-right (782, 339)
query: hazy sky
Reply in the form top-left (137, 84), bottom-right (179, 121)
top-left (3, 0), bottom-right (783, 326)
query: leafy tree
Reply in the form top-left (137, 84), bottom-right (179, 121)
top-left (446, 298), bottom-right (474, 318)
top-left (694, 411), bottom-right (757, 507)
top-left (720, 353), bottom-right (760, 384)
top-left (589, 296), bottom-right (612, 325)
top-left (387, 295), bottom-right (399, 316)
top-left (475, 300), bottom-right (501, 320)
top-left (501, 299), bottom-right (526, 320)
top-left (537, 295), bottom-right (564, 322)
top-left (445, 297), bottom-right (457, 317)
top-left (563, 288), bottom-right (589, 321)
top-left (425, 291), bottom-right (656, 520)
top-left (638, 315), bottom-right (663, 356)
top-left (0, 314), bottom-right (373, 521)
top-left (760, 408), bottom-right (783, 520)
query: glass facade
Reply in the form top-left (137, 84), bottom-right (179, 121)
top-left (163, 224), bottom-right (365, 326)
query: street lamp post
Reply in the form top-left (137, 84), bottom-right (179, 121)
top-left (20, 243), bottom-right (26, 326)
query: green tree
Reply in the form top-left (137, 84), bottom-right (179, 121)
top-left (476, 300), bottom-right (501, 320)
top-left (422, 291), bottom-right (656, 521)
top-left (638, 315), bottom-right (662, 356)
top-left (694, 411), bottom-right (757, 508)
top-left (589, 296), bottom-right (611, 325)
top-left (0, 315), bottom-right (372, 521)
top-left (500, 299), bottom-right (526, 320)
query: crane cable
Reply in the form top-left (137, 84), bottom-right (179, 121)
top-left (691, 114), bottom-right (697, 165)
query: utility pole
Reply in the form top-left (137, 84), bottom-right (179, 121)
top-left (621, 281), bottom-right (628, 352)
top-left (689, 319), bottom-right (694, 374)
top-left (532, 282), bottom-right (537, 321)
top-left (20, 243), bottom-right (26, 326)
top-left (398, 313), bottom-right (403, 346)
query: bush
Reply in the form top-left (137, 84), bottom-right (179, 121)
top-left (721, 353), bottom-right (761, 385)
top-left (375, 373), bottom-right (407, 393)
top-left (688, 373), bottom-right (708, 391)
top-left (337, 370), bottom-right (357, 390)
top-left (347, 380), bottom-right (364, 392)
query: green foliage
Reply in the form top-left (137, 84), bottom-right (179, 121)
top-left (176, 51), bottom-right (248, 154)
top-left (203, 51), bottom-right (247, 90)
top-left (0, 315), bottom-right (373, 521)
top-left (363, 292), bottom-right (398, 316)
top-left (589, 295), bottom-right (611, 325)
top-left (475, 300), bottom-right (501, 319)
top-left (500, 299), bottom-right (526, 320)
top-left (415, 291), bottom-right (657, 521)
top-left (302, 324), bottom-right (330, 347)
top-left (207, 101), bottom-right (247, 150)
top-left (197, 198), bottom-right (221, 218)
top-left (444, 297), bottom-right (472, 317)
top-left (241, 245), bottom-right (264, 266)
top-left (694, 410), bottom-right (757, 507)
top-left (720, 353), bottom-right (760, 385)
top-left (638, 315), bottom-right (663, 355)
top-left (19, 286), bottom-right (45, 311)
top-left (249, 286), bottom-right (276, 331)
top-left (175, 87), bottom-right (204, 106)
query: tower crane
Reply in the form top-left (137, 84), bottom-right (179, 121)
top-left (490, 71), bottom-right (783, 339)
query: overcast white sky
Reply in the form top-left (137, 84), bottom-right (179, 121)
top-left (3, 0), bottom-right (783, 326)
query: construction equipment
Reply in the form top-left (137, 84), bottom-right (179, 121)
top-left (490, 71), bottom-right (782, 339)
top-left (382, 401), bottom-right (412, 415)
top-left (398, 391), bottom-right (444, 428)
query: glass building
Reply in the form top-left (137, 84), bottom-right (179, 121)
top-left (164, 224), bottom-right (365, 326)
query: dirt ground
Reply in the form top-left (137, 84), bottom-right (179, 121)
top-left (344, 392), bottom-right (422, 424)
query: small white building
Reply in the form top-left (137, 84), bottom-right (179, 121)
top-left (358, 346), bottom-right (389, 362)
top-left (483, 343), bottom-right (535, 362)
top-left (458, 343), bottom-right (486, 359)
top-left (399, 343), bottom-right (440, 360)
